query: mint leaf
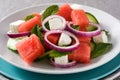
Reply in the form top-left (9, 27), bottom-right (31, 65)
top-left (45, 22), bottom-right (50, 30)
top-left (91, 43), bottom-right (112, 59)
top-left (35, 51), bottom-right (50, 61)
top-left (31, 25), bottom-right (44, 44)
top-left (24, 14), bottom-right (35, 21)
top-left (42, 5), bottom-right (59, 20)
top-left (36, 50), bottom-right (70, 61)
top-left (72, 25), bottom-right (80, 30)
top-left (49, 50), bottom-right (70, 58)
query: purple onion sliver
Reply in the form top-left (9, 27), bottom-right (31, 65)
top-left (50, 58), bottom-right (77, 68)
top-left (44, 30), bottom-right (80, 52)
top-left (66, 22), bottom-right (102, 37)
top-left (7, 31), bottom-right (30, 38)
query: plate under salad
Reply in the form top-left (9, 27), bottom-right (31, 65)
top-left (0, 3), bottom-right (120, 74)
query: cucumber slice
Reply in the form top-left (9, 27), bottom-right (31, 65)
top-left (86, 12), bottom-right (99, 24)
top-left (90, 42), bottom-right (96, 52)
top-left (7, 37), bottom-right (27, 51)
top-left (86, 12), bottom-right (99, 31)
top-left (86, 26), bottom-right (97, 31)
top-left (7, 38), bottom-right (19, 51)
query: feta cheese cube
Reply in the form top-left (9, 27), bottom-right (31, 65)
top-left (93, 31), bottom-right (108, 43)
top-left (58, 33), bottom-right (72, 46)
top-left (10, 20), bottom-right (25, 33)
top-left (54, 55), bottom-right (68, 64)
top-left (48, 18), bottom-right (64, 30)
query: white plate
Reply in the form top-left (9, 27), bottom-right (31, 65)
top-left (0, 3), bottom-right (120, 74)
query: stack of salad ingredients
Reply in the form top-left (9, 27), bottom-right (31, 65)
top-left (7, 4), bottom-right (112, 68)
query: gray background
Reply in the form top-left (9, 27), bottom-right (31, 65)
top-left (0, 0), bottom-right (120, 20)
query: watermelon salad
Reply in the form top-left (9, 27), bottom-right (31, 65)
top-left (7, 4), bottom-right (112, 68)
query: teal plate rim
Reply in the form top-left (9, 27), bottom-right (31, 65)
top-left (0, 52), bottom-right (120, 80)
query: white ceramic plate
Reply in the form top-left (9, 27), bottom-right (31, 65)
top-left (0, 3), bottom-right (120, 74)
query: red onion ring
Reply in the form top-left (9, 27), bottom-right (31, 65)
top-left (7, 31), bottom-right (30, 38)
top-left (42, 15), bottom-right (66, 32)
top-left (44, 30), bottom-right (80, 52)
top-left (50, 58), bottom-right (77, 68)
top-left (66, 22), bottom-right (102, 37)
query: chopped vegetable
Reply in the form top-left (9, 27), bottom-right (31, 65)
top-left (71, 9), bottom-right (89, 31)
top-left (47, 34), bottom-right (60, 45)
top-left (69, 42), bottom-right (91, 63)
top-left (86, 12), bottom-right (99, 24)
top-left (66, 22), bottom-right (102, 37)
top-left (18, 15), bottom-right (41, 32)
top-left (44, 30), bottom-right (80, 52)
top-left (57, 3), bottom-right (72, 21)
top-left (50, 58), bottom-right (77, 68)
top-left (90, 41), bottom-right (96, 52)
top-left (7, 31), bottom-right (30, 38)
top-left (16, 34), bottom-right (45, 64)
top-left (7, 37), bottom-right (26, 51)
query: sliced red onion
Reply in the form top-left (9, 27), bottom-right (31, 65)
top-left (7, 31), bottom-right (30, 38)
top-left (44, 30), bottom-right (80, 52)
top-left (50, 58), bottom-right (77, 68)
top-left (66, 22), bottom-right (102, 37)
top-left (42, 15), bottom-right (66, 32)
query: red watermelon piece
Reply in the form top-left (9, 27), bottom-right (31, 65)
top-left (57, 4), bottom-right (72, 21)
top-left (18, 14), bottom-right (41, 32)
top-left (68, 42), bottom-right (91, 63)
top-left (47, 34), bottom-right (60, 45)
top-left (71, 9), bottom-right (89, 31)
top-left (32, 12), bottom-right (42, 25)
top-left (78, 36), bottom-right (91, 43)
top-left (16, 34), bottom-right (45, 64)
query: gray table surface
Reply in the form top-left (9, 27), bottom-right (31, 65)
top-left (0, 0), bottom-right (120, 20)
top-left (0, 0), bottom-right (120, 80)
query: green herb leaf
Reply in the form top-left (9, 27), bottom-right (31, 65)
top-left (45, 22), bottom-right (50, 30)
top-left (24, 14), bottom-right (35, 21)
top-left (35, 51), bottom-right (50, 61)
top-left (42, 5), bottom-right (59, 20)
top-left (36, 50), bottom-right (70, 61)
top-left (49, 50), bottom-right (70, 58)
top-left (91, 43), bottom-right (112, 59)
top-left (31, 25), bottom-right (44, 44)
top-left (72, 25), bottom-right (80, 30)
